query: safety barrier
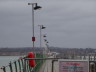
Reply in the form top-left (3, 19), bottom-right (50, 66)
top-left (0, 58), bottom-right (25, 72)
top-left (0, 53), bottom-right (44, 72)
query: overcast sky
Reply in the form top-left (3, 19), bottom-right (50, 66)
top-left (0, 0), bottom-right (96, 48)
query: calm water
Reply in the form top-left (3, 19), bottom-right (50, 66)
top-left (0, 56), bottom-right (20, 67)
top-left (0, 56), bottom-right (21, 72)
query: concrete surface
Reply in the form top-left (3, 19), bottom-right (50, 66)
top-left (38, 56), bottom-right (59, 72)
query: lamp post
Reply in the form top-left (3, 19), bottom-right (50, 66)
top-left (38, 25), bottom-right (46, 48)
top-left (28, 3), bottom-right (42, 48)
top-left (38, 25), bottom-right (46, 63)
top-left (44, 38), bottom-right (50, 54)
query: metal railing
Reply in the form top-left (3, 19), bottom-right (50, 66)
top-left (0, 53), bottom-right (44, 72)
top-left (0, 59), bottom-right (25, 72)
top-left (1, 53), bottom-right (96, 72)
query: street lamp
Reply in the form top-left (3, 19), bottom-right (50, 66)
top-left (28, 3), bottom-right (42, 48)
top-left (43, 37), bottom-right (50, 54)
top-left (38, 25), bottom-right (46, 48)
top-left (43, 34), bottom-right (47, 37)
top-left (38, 25), bottom-right (46, 63)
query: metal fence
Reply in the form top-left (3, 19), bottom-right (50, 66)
top-left (1, 53), bottom-right (96, 72)
top-left (0, 53), bottom-right (44, 72)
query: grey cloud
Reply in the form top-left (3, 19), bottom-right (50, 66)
top-left (0, 0), bottom-right (96, 48)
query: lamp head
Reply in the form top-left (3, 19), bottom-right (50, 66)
top-left (34, 3), bottom-right (42, 10)
top-left (44, 39), bottom-right (47, 42)
top-left (41, 25), bottom-right (46, 29)
top-left (47, 41), bottom-right (49, 43)
top-left (43, 35), bottom-right (46, 37)
top-left (28, 3), bottom-right (30, 5)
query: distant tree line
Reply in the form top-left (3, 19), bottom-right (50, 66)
top-left (0, 47), bottom-right (96, 56)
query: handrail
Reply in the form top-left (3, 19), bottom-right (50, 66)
top-left (0, 53), bottom-right (44, 72)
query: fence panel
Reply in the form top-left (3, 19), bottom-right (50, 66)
top-left (0, 53), bottom-right (44, 72)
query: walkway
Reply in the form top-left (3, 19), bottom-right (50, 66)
top-left (38, 56), bottom-right (59, 72)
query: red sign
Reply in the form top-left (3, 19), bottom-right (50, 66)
top-left (32, 37), bottom-right (35, 41)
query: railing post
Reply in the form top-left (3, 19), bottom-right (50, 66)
top-left (52, 60), bottom-right (54, 72)
top-left (26, 60), bottom-right (28, 71)
top-left (9, 62), bottom-right (13, 72)
top-left (18, 60), bottom-right (21, 72)
top-left (21, 59), bottom-right (24, 72)
top-left (29, 66), bottom-right (33, 72)
top-left (2, 66), bottom-right (6, 72)
top-left (26, 60), bottom-right (30, 72)
top-left (14, 61), bottom-right (17, 72)
top-left (25, 59), bottom-right (33, 72)
top-left (52, 60), bottom-right (58, 72)
top-left (24, 59), bottom-right (26, 72)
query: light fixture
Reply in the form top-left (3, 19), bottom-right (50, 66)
top-left (34, 3), bottom-right (42, 10)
